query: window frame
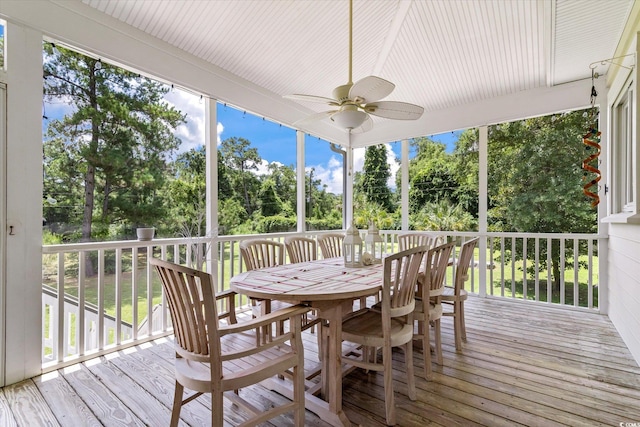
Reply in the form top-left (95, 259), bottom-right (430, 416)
top-left (611, 77), bottom-right (636, 214)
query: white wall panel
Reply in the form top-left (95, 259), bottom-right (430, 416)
top-left (607, 224), bottom-right (640, 365)
top-left (3, 22), bottom-right (44, 384)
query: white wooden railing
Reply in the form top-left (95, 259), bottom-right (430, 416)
top-left (41, 230), bottom-right (604, 371)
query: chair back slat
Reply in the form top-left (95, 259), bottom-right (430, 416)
top-left (383, 246), bottom-right (428, 318)
top-left (398, 232), bottom-right (443, 252)
top-left (423, 242), bottom-right (455, 299)
top-left (285, 236), bottom-right (317, 263)
top-left (150, 258), bottom-right (219, 362)
top-left (454, 237), bottom-right (479, 295)
top-left (317, 233), bottom-right (344, 259)
top-left (240, 239), bottom-right (285, 271)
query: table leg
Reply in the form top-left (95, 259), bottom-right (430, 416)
top-left (327, 304), bottom-right (342, 415)
top-left (320, 321), bottom-right (329, 398)
top-left (265, 301), bottom-right (353, 427)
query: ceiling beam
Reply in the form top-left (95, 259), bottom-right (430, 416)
top-left (350, 77), bottom-right (597, 147)
top-left (372, 0), bottom-right (412, 76)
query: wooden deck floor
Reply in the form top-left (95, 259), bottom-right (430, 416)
top-left (2, 297), bottom-right (640, 426)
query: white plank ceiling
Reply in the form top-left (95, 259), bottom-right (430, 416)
top-left (79, 0), bottom-right (633, 143)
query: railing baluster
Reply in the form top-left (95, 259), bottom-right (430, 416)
top-left (161, 245), bottom-right (168, 331)
top-left (546, 237), bottom-right (552, 303)
top-left (488, 237), bottom-right (494, 296)
top-left (57, 252), bottom-right (65, 361)
top-left (560, 238), bottom-right (566, 305)
top-left (534, 237), bottom-right (540, 302)
top-left (573, 238), bottom-right (580, 307)
top-left (522, 237), bottom-right (528, 301)
top-left (500, 236), bottom-right (505, 297)
top-left (468, 237), bottom-right (476, 293)
top-left (146, 243), bottom-right (153, 336)
top-left (511, 237), bottom-right (516, 298)
top-left (115, 248), bottom-right (122, 346)
top-left (78, 251), bottom-right (86, 355)
top-left (132, 246), bottom-right (138, 340)
top-left (588, 239), bottom-right (594, 309)
top-left (97, 249), bottom-right (105, 350)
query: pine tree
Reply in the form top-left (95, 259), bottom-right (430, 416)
top-left (43, 43), bottom-right (185, 242)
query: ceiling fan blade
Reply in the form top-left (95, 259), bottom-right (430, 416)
top-left (284, 94), bottom-right (339, 106)
top-left (351, 114), bottom-right (374, 134)
top-left (293, 110), bottom-right (337, 127)
top-left (349, 76), bottom-right (395, 103)
top-left (364, 101), bottom-right (424, 120)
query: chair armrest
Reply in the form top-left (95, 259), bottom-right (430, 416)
top-left (219, 304), bottom-right (310, 336)
top-left (216, 289), bottom-right (237, 324)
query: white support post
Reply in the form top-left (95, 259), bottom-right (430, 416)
top-left (596, 65), bottom-right (610, 314)
top-left (401, 139), bottom-right (409, 231)
top-left (478, 125), bottom-right (488, 297)
top-left (205, 98), bottom-right (219, 282)
top-left (296, 131), bottom-right (306, 232)
top-left (3, 22), bottom-right (43, 385)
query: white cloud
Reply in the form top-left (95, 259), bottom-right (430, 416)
top-left (246, 159), bottom-right (286, 177)
top-left (353, 147), bottom-right (365, 173)
top-left (385, 144), bottom-right (399, 190)
top-left (306, 144), bottom-right (399, 195)
top-left (163, 89), bottom-right (205, 153)
top-left (217, 122), bottom-right (223, 145)
top-left (309, 155), bottom-right (343, 194)
top-left (253, 159), bottom-right (271, 176)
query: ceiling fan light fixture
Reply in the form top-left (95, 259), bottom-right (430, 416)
top-left (331, 109), bottom-right (368, 129)
top-left (284, 0), bottom-right (423, 133)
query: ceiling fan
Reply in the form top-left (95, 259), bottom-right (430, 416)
top-left (284, 0), bottom-right (424, 133)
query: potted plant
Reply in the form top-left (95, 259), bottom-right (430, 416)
top-left (136, 227), bottom-right (155, 241)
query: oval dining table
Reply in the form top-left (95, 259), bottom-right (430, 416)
top-left (229, 257), bottom-right (383, 427)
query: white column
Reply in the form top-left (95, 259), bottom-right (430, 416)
top-left (596, 73), bottom-right (609, 315)
top-left (3, 22), bottom-right (44, 384)
top-left (401, 139), bottom-right (409, 231)
top-left (205, 98), bottom-right (218, 283)
top-left (296, 131), bottom-right (306, 232)
top-left (478, 126), bottom-right (488, 297)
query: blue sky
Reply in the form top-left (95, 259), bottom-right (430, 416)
top-left (164, 89), bottom-right (461, 194)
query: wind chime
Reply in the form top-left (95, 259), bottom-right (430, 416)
top-left (581, 69), bottom-right (601, 207)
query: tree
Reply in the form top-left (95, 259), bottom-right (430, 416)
top-left (358, 145), bottom-right (395, 212)
top-left (165, 148), bottom-right (207, 234)
top-left (487, 109), bottom-right (598, 288)
top-left (219, 137), bottom-right (261, 216)
top-left (217, 152), bottom-right (234, 201)
top-left (43, 44), bottom-right (185, 242)
top-left (452, 129), bottom-right (480, 217)
top-left (258, 179), bottom-right (282, 217)
top-left (406, 137), bottom-right (460, 214)
top-left (411, 199), bottom-right (476, 231)
top-left (267, 162), bottom-right (297, 214)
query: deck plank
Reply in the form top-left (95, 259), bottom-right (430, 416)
top-left (1, 297), bottom-right (639, 427)
top-left (107, 344), bottom-right (216, 427)
top-left (33, 371), bottom-right (101, 427)
top-left (61, 363), bottom-right (145, 427)
top-left (3, 379), bottom-right (60, 426)
top-left (0, 389), bottom-right (17, 427)
top-left (86, 351), bottom-right (189, 427)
